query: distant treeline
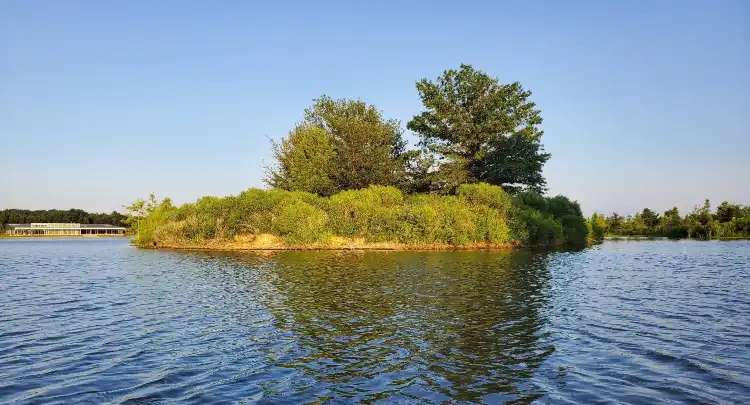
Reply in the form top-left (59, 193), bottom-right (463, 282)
top-left (603, 200), bottom-right (750, 239)
top-left (0, 209), bottom-right (127, 227)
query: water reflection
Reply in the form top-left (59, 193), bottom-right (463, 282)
top-left (210, 250), bottom-right (556, 402)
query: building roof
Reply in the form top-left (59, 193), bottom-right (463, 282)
top-left (5, 223), bottom-right (126, 230)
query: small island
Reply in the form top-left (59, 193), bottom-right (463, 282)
top-left (125, 65), bottom-right (606, 251)
top-left (123, 64), bottom-right (749, 251)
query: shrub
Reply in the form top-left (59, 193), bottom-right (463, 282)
top-left (398, 202), bottom-right (442, 244)
top-left (326, 186), bottom-right (403, 242)
top-left (435, 196), bottom-right (477, 245)
top-left (508, 206), bottom-right (530, 244)
top-left (588, 213), bottom-right (607, 242)
top-left (129, 183), bottom-right (589, 248)
top-left (275, 201), bottom-right (328, 244)
top-left (513, 191), bottom-right (549, 215)
top-left (456, 183), bottom-right (512, 215)
top-left (514, 208), bottom-right (563, 246)
top-left (561, 214), bottom-right (589, 245)
top-left (547, 195), bottom-right (583, 218)
top-left (472, 205), bottom-right (511, 244)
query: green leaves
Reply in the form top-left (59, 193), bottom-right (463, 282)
top-left (408, 64), bottom-right (550, 193)
top-left (266, 124), bottom-right (338, 196)
top-left (265, 95), bottom-right (407, 196)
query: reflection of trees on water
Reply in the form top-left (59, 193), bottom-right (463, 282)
top-left (251, 250), bottom-right (556, 402)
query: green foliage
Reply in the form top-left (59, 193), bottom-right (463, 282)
top-left (472, 205), bottom-right (511, 244)
top-left (276, 201), bottom-right (329, 244)
top-left (455, 183), bottom-right (512, 214)
top-left (588, 213), bottom-right (607, 242)
top-left (129, 183), bottom-right (556, 248)
top-left (265, 124), bottom-right (338, 196)
top-left (326, 186), bottom-right (404, 242)
top-left (547, 195), bottom-right (583, 218)
top-left (398, 201), bottom-right (443, 244)
top-left (605, 199), bottom-right (750, 240)
top-left (0, 208), bottom-right (126, 227)
top-left (265, 96), bottom-right (407, 195)
top-left (606, 213), bottom-right (624, 234)
top-left (560, 215), bottom-right (589, 245)
top-left (124, 194), bottom-right (175, 245)
top-left (513, 208), bottom-right (563, 246)
top-left (715, 201), bottom-right (742, 223)
top-left (507, 206), bottom-right (531, 244)
top-left (511, 191), bottom-right (589, 246)
top-left (661, 208), bottom-right (687, 239)
top-left (407, 64), bottom-right (550, 193)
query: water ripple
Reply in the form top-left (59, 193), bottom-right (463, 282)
top-left (0, 239), bottom-right (748, 404)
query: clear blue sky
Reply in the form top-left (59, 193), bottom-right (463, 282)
top-left (2, 0), bottom-right (748, 215)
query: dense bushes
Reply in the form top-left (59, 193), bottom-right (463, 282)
top-left (128, 184), bottom-right (599, 249)
top-left (509, 192), bottom-right (600, 246)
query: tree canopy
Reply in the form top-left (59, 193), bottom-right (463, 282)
top-left (407, 64), bottom-right (550, 193)
top-left (265, 95), bottom-right (407, 196)
top-left (0, 209), bottom-right (126, 227)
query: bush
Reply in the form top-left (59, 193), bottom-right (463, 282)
top-left (398, 202), bottom-right (442, 244)
top-left (514, 208), bottom-right (563, 246)
top-left (588, 213), bottom-right (607, 242)
top-left (561, 214), bottom-right (589, 245)
top-left (547, 195), bottom-right (583, 218)
top-left (513, 192), bottom-right (549, 215)
top-left (508, 206), bottom-right (530, 244)
top-left (456, 183), bottom-right (512, 215)
top-left (326, 186), bottom-right (403, 242)
top-left (435, 196), bottom-right (477, 245)
top-left (128, 182), bottom-right (589, 248)
top-left (275, 201), bottom-right (328, 244)
top-left (472, 205), bottom-right (511, 244)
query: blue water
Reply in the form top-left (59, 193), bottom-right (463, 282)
top-left (0, 239), bottom-right (748, 404)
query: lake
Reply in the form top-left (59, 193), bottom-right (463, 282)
top-left (0, 239), bottom-right (748, 404)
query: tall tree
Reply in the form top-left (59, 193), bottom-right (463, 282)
top-left (407, 64), bottom-right (550, 193)
top-left (661, 207), bottom-right (686, 238)
top-left (265, 96), bottom-right (407, 195)
top-left (607, 213), bottom-right (623, 234)
top-left (265, 124), bottom-right (338, 196)
top-left (641, 208), bottom-right (660, 234)
top-left (715, 201), bottom-right (741, 223)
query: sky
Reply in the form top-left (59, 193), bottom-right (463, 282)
top-left (1, 0), bottom-right (748, 216)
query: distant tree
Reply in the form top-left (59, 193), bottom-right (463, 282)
top-left (0, 208), bottom-right (126, 226)
top-left (265, 96), bottom-right (407, 195)
top-left (407, 64), bottom-right (550, 193)
top-left (661, 207), bottom-right (686, 238)
top-left (686, 200), bottom-right (714, 239)
top-left (715, 201), bottom-right (741, 223)
top-left (630, 214), bottom-right (648, 236)
top-left (607, 213), bottom-right (623, 234)
top-left (589, 212), bottom-right (607, 241)
top-left (641, 208), bottom-right (660, 234)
